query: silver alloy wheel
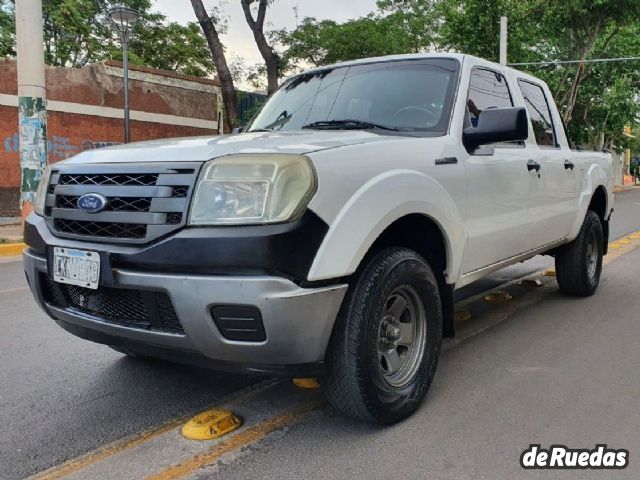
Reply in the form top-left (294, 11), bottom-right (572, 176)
top-left (376, 285), bottom-right (428, 388)
top-left (586, 229), bottom-right (599, 279)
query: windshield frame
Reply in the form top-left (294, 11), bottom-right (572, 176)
top-left (245, 57), bottom-right (462, 137)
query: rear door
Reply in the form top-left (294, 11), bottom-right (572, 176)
top-left (516, 79), bottom-right (578, 248)
top-left (461, 67), bottom-right (535, 274)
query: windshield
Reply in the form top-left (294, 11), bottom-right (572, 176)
top-left (247, 58), bottom-right (460, 135)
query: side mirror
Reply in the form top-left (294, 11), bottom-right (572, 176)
top-left (463, 107), bottom-right (528, 150)
top-left (232, 127), bottom-right (244, 134)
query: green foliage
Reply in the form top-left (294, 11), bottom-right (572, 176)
top-left (1, 0), bottom-right (213, 77)
top-left (278, 13), bottom-right (429, 68)
top-left (437, 0), bottom-right (538, 64)
top-left (277, 0), bottom-right (640, 150)
top-left (0, 1), bottom-right (15, 57)
top-left (119, 20), bottom-right (214, 77)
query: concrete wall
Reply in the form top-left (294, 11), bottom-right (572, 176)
top-left (0, 59), bottom-right (221, 217)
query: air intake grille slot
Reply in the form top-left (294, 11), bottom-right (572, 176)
top-left (41, 275), bottom-right (184, 334)
top-left (58, 173), bottom-right (159, 186)
top-left (55, 219), bottom-right (147, 239)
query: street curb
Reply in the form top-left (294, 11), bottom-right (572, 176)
top-left (0, 243), bottom-right (25, 257)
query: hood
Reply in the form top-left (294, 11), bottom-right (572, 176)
top-left (61, 131), bottom-right (399, 165)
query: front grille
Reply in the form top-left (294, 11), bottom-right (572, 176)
top-left (56, 195), bottom-right (153, 212)
top-left (55, 219), bottom-right (147, 239)
top-left (45, 163), bottom-right (200, 244)
top-left (41, 275), bottom-right (184, 334)
top-left (172, 186), bottom-right (189, 198)
top-left (58, 173), bottom-right (159, 186)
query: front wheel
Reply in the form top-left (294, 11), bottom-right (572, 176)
top-left (555, 210), bottom-right (603, 297)
top-left (322, 247), bottom-right (442, 424)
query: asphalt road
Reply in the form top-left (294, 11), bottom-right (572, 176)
top-left (1, 188), bottom-right (639, 479)
top-left (204, 239), bottom-right (640, 480)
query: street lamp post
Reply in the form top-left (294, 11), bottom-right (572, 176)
top-left (108, 6), bottom-right (139, 144)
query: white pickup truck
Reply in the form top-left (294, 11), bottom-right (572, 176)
top-left (24, 53), bottom-right (613, 424)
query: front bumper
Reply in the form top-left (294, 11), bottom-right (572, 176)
top-left (24, 248), bottom-right (347, 376)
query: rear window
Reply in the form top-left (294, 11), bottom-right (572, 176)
top-left (518, 80), bottom-right (557, 147)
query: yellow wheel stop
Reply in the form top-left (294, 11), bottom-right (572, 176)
top-left (293, 378), bottom-right (321, 389)
top-left (484, 291), bottom-right (513, 303)
top-left (181, 409), bottom-right (242, 441)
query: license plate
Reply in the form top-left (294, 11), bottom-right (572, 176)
top-left (53, 247), bottom-right (101, 290)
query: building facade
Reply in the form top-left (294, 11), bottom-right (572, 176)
top-left (0, 58), bottom-right (221, 219)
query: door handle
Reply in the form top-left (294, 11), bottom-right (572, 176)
top-left (527, 160), bottom-right (541, 172)
top-left (564, 160), bottom-right (575, 170)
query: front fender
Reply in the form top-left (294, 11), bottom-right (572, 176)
top-left (308, 170), bottom-right (466, 282)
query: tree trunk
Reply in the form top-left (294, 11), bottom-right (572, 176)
top-left (241, 0), bottom-right (280, 95)
top-left (191, 0), bottom-right (238, 132)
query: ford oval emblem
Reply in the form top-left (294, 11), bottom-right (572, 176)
top-left (77, 193), bottom-right (108, 213)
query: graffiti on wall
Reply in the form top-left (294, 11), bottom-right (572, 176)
top-left (18, 96), bottom-right (48, 203)
top-left (3, 133), bottom-right (121, 161)
top-left (80, 140), bottom-right (121, 150)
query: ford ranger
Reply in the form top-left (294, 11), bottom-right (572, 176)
top-left (23, 53), bottom-right (614, 424)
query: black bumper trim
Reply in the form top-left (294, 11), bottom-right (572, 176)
top-left (24, 210), bottom-right (329, 283)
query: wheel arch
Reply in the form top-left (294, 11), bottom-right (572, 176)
top-left (361, 214), bottom-right (456, 338)
top-left (588, 185), bottom-right (609, 254)
top-left (307, 169), bottom-right (465, 284)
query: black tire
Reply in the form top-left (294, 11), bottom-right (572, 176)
top-left (555, 210), bottom-right (603, 297)
top-left (322, 247), bottom-right (442, 424)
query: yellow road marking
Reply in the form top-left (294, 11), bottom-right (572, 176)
top-left (0, 286), bottom-right (29, 295)
top-left (145, 398), bottom-right (325, 480)
top-left (31, 418), bottom-right (187, 480)
top-left (30, 380), bottom-right (278, 480)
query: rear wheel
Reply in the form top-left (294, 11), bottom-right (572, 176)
top-left (322, 247), bottom-right (442, 424)
top-left (555, 210), bottom-right (603, 297)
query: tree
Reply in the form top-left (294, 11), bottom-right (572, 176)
top-left (437, 0), bottom-right (545, 66)
top-left (556, 24), bottom-right (640, 149)
top-left (537, 0), bottom-right (640, 124)
top-left (240, 0), bottom-right (280, 95)
top-left (0, 1), bottom-right (15, 57)
top-left (0, 0), bottom-right (214, 77)
top-left (279, 14), bottom-right (425, 68)
top-left (125, 20), bottom-right (214, 77)
top-left (191, 0), bottom-right (238, 131)
top-left (376, 0), bottom-right (438, 52)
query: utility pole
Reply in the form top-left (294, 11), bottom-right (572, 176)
top-left (499, 16), bottom-right (508, 66)
top-left (15, 0), bottom-right (47, 222)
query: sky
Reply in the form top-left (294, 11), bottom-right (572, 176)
top-left (153, 0), bottom-right (378, 70)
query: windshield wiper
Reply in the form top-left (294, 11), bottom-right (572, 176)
top-left (302, 119), bottom-right (401, 131)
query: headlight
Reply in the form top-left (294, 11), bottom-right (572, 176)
top-left (189, 154), bottom-right (317, 225)
top-left (33, 165), bottom-right (52, 216)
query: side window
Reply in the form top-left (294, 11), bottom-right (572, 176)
top-left (518, 80), bottom-right (557, 147)
top-left (466, 68), bottom-right (513, 129)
